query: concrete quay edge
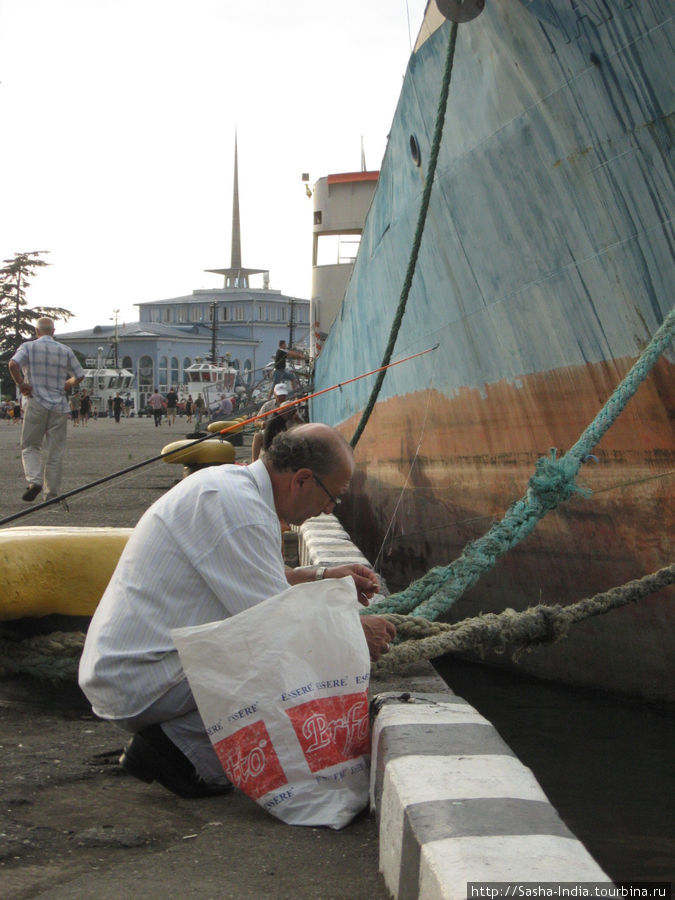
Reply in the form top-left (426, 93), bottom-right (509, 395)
top-left (297, 514), bottom-right (611, 899)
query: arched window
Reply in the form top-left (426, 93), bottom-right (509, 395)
top-left (138, 357), bottom-right (154, 386)
top-left (170, 357), bottom-right (179, 389)
top-left (122, 356), bottom-right (132, 369)
top-left (159, 356), bottom-right (168, 391)
top-left (243, 359), bottom-right (253, 384)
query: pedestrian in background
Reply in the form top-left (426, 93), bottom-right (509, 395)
top-left (148, 389), bottom-right (164, 427)
top-left (252, 382), bottom-right (287, 462)
top-left (194, 395), bottom-right (205, 430)
top-left (70, 394), bottom-right (80, 427)
top-left (214, 394), bottom-right (233, 420)
top-left (80, 389), bottom-right (92, 427)
top-left (166, 386), bottom-right (178, 427)
top-left (8, 316), bottom-right (84, 502)
top-left (269, 340), bottom-right (304, 398)
top-left (112, 392), bottom-right (123, 424)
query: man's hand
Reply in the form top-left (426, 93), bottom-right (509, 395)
top-left (19, 381), bottom-right (33, 397)
top-left (325, 564), bottom-right (380, 606)
top-left (64, 376), bottom-right (82, 394)
top-left (360, 616), bottom-right (396, 662)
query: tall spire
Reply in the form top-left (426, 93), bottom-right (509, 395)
top-left (230, 133), bottom-right (242, 270)
top-left (204, 131), bottom-right (269, 289)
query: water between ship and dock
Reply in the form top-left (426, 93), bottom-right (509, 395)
top-left (434, 657), bottom-right (674, 885)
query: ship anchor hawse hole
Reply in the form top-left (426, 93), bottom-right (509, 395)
top-left (437, 0), bottom-right (485, 24)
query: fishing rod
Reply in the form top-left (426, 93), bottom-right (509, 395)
top-left (0, 343), bottom-right (439, 527)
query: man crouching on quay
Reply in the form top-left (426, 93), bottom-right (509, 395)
top-left (79, 423), bottom-right (396, 799)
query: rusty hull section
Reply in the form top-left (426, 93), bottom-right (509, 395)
top-left (337, 355), bottom-right (674, 700)
top-left (311, 1), bottom-right (674, 699)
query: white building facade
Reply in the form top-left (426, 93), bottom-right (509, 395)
top-left (59, 282), bottom-right (309, 410)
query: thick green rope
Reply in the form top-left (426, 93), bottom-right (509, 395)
top-left (364, 308), bottom-right (674, 619)
top-left (350, 21), bottom-right (459, 449)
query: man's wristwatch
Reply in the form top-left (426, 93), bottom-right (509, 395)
top-left (315, 566), bottom-right (327, 580)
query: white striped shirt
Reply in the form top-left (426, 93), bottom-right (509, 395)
top-left (11, 335), bottom-right (84, 413)
top-left (79, 460), bottom-right (289, 719)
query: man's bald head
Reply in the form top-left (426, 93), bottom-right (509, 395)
top-left (265, 423), bottom-right (353, 477)
top-left (264, 422), bottom-right (355, 525)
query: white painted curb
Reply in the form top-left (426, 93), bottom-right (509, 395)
top-left (370, 693), bottom-right (610, 898)
top-left (296, 515), bottom-right (611, 899)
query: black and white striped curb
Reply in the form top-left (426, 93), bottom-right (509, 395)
top-left (370, 692), bottom-right (610, 899)
top-left (297, 515), bottom-right (610, 898)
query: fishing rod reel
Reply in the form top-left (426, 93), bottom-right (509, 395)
top-left (437, 0), bottom-right (485, 23)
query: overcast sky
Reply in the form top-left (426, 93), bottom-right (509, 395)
top-left (0, 0), bottom-right (428, 333)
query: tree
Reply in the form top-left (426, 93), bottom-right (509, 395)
top-left (0, 251), bottom-right (74, 396)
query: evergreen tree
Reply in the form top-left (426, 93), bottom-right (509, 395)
top-left (0, 251), bottom-right (74, 396)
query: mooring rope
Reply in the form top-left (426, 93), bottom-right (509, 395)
top-left (364, 308), bottom-right (674, 620)
top-left (349, 21), bottom-right (459, 449)
top-left (373, 563), bottom-right (674, 672)
top-left (1, 564), bottom-right (670, 683)
top-left (0, 630), bottom-right (85, 683)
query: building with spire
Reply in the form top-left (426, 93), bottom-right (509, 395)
top-left (58, 136), bottom-right (310, 409)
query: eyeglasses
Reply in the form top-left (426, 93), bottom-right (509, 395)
top-left (312, 471), bottom-right (341, 507)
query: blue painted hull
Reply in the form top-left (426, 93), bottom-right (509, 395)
top-left (311, 1), bottom-right (674, 699)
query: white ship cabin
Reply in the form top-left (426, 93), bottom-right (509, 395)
top-left (82, 348), bottom-right (136, 415)
top-left (185, 358), bottom-right (238, 411)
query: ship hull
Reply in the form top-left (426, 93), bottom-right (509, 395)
top-left (311, 0), bottom-right (674, 699)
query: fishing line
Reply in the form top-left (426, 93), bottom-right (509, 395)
top-left (387, 512), bottom-right (498, 542)
top-left (0, 344), bottom-right (438, 528)
top-left (589, 469), bottom-right (674, 494)
top-left (406, 0), bottom-right (413, 52)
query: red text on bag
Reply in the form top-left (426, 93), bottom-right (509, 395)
top-left (285, 692), bottom-right (370, 772)
top-left (213, 720), bottom-right (287, 800)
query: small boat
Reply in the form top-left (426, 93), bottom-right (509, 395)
top-left (81, 366), bottom-right (136, 416)
top-left (81, 334), bottom-right (137, 416)
top-left (310, 0), bottom-right (674, 700)
top-left (184, 357), bottom-right (238, 414)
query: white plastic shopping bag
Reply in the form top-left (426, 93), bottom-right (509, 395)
top-left (171, 576), bottom-right (371, 829)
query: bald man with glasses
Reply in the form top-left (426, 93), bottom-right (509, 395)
top-left (80, 423), bottom-right (396, 799)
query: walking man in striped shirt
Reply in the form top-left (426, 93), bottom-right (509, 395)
top-left (8, 317), bottom-right (84, 502)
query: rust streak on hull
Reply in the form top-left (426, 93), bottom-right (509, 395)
top-left (334, 357), bottom-right (674, 700)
